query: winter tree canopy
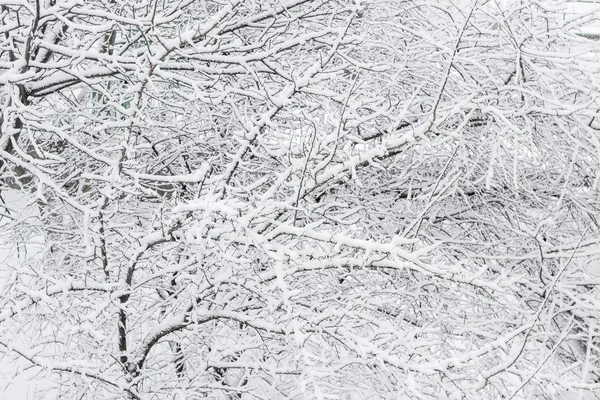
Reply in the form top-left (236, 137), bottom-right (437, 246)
top-left (2, 0), bottom-right (600, 399)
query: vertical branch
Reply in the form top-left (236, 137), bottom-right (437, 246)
top-left (293, 119), bottom-right (317, 226)
top-left (428, 0), bottom-right (478, 130)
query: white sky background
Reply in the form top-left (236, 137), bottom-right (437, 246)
top-left (564, 0), bottom-right (600, 35)
top-left (2, 1), bottom-right (600, 399)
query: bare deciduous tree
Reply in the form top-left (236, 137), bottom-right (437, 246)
top-left (2, 0), bottom-right (600, 399)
